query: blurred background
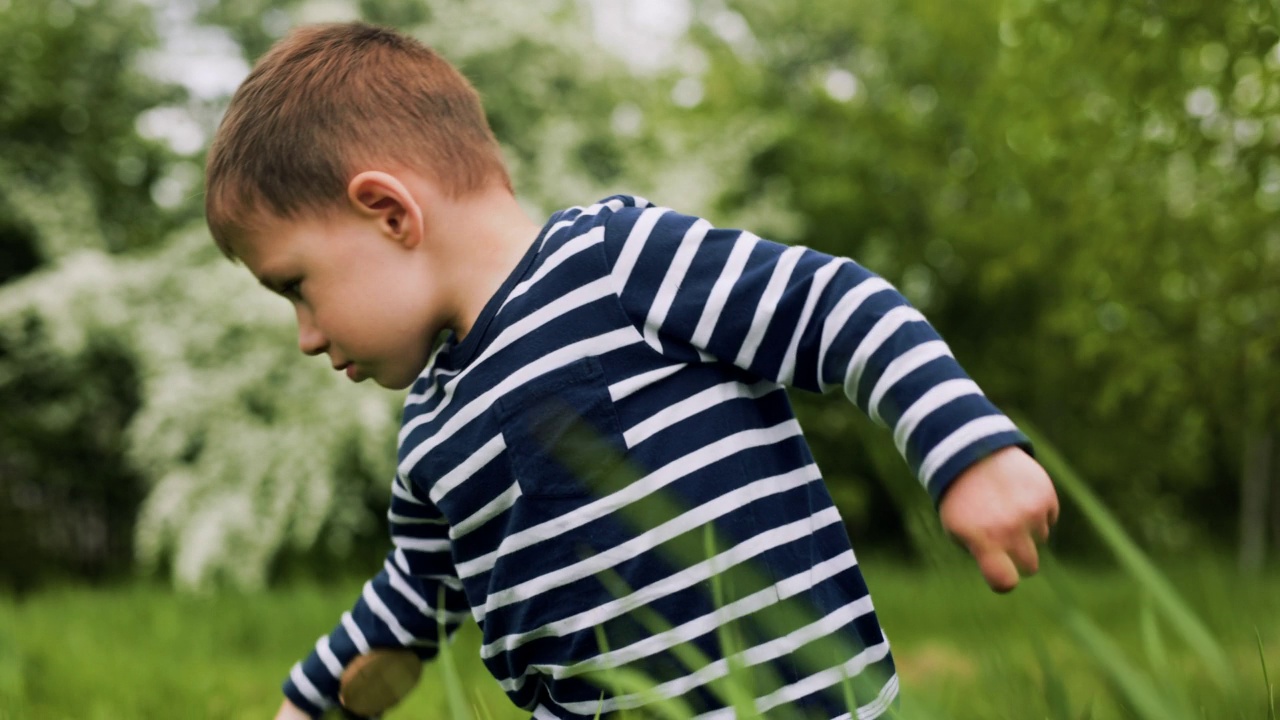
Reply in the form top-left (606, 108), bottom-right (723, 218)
top-left (0, 0), bottom-right (1277, 717)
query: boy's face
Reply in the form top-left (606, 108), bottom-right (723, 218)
top-left (233, 206), bottom-right (448, 390)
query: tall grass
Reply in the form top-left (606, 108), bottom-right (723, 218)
top-left (0, 424), bottom-right (1275, 719)
top-left (0, 558), bottom-right (1273, 719)
top-left (1023, 420), bottom-right (1266, 719)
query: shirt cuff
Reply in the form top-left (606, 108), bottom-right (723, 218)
top-left (282, 657), bottom-right (339, 718)
top-left (926, 427), bottom-right (1034, 506)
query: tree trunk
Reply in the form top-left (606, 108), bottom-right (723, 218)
top-left (1239, 429), bottom-right (1272, 573)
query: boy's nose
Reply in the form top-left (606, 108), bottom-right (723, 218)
top-left (298, 329), bottom-right (328, 356)
top-left (296, 310), bottom-right (328, 356)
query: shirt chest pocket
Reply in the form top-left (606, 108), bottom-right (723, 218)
top-left (495, 357), bottom-right (628, 499)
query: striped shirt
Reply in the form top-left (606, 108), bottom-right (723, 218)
top-left (283, 195), bottom-right (1029, 718)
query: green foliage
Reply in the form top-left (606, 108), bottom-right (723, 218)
top-left (0, 0), bottom-right (179, 259)
top-left (0, 320), bottom-right (144, 591)
top-left (0, 0), bottom-right (186, 590)
top-left (406, 1), bottom-right (727, 216)
top-left (693, 0), bottom-right (1280, 553)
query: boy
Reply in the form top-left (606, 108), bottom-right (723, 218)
top-left (204, 22), bottom-right (1058, 720)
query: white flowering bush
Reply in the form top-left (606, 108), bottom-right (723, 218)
top-left (0, 228), bottom-right (398, 589)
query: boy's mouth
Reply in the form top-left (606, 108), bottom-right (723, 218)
top-left (333, 361), bottom-right (359, 381)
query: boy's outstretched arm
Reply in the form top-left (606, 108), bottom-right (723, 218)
top-left (939, 446), bottom-right (1059, 592)
top-left (277, 473), bottom-right (470, 718)
top-left (600, 201), bottom-right (1057, 592)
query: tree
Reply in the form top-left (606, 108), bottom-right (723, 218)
top-left (687, 0), bottom-right (1280, 560)
top-left (0, 0), bottom-right (181, 591)
top-left (0, 0), bottom-right (179, 265)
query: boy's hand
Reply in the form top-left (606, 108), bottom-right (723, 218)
top-left (938, 446), bottom-right (1059, 593)
top-left (340, 649), bottom-right (423, 717)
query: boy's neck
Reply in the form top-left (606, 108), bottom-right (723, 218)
top-left (426, 184), bottom-right (541, 342)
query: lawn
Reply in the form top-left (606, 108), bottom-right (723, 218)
top-left (0, 555), bottom-right (1275, 719)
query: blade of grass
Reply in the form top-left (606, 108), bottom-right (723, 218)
top-left (1139, 596), bottom-right (1193, 712)
top-left (1033, 633), bottom-right (1072, 720)
top-left (472, 689), bottom-right (495, 720)
top-left (1139, 599), bottom-right (1168, 675)
top-left (438, 587), bottom-right (475, 720)
top-left (589, 568), bottom-right (754, 703)
top-left (705, 527), bottom-right (764, 720)
top-left (581, 662), bottom-right (700, 720)
top-left (1019, 420), bottom-right (1234, 690)
top-left (839, 663), bottom-right (859, 719)
top-left (1259, 628), bottom-right (1275, 720)
top-left (591, 625), bottom-right (612, 720)
top-left (587, 630), bottom-right (609, 720)
top-left (587, 622), bottom-right (702, 720)
top-left (1045, 574), bottom-right (1189, 720)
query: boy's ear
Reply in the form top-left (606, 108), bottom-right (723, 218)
top-left (346, 171), bottom-right (424, 248)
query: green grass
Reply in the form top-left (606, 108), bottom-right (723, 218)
top-left (0, 557), bottom-right (1274, 720)
top-left (3, 427), bottom-right (1276, 719)
top-left (868, 554), bottom-right (1280, 719)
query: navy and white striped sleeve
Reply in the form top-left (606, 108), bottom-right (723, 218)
top-left (601, 202), bottom-right (1031, 503)
top-left (282, 473), bottom-right (470, 717)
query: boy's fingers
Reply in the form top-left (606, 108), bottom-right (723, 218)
top-left (973, 547), bottom-right (1020, 593)
top-left (1033, 516), bottom-right (1052, 544)
top-left (1008, 532), bottom-right (1040, 576)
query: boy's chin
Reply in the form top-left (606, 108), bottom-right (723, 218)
top-left (375, 366), bottom-right (428, 390)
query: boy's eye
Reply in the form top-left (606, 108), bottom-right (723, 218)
top-left (281, 279), bottom-right (303, 299)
